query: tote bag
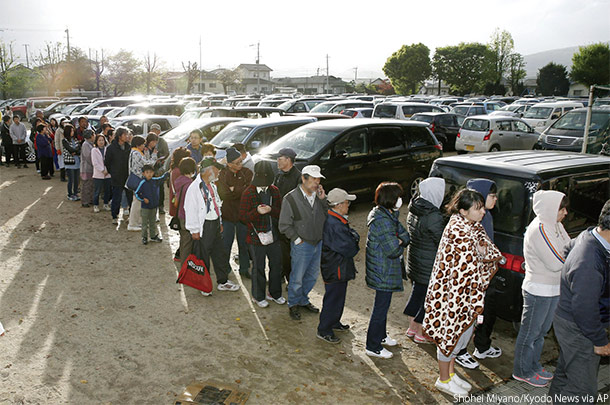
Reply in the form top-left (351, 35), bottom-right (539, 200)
top-left (176, 239), bottom-right (213, 294)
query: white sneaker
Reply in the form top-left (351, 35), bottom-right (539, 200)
top-left (451, 374), bottom-right (472, 391)
top-left (127, 225), bottom-right (142, 232)
top-left (365, 348), bottom-right (393, 359)
top-left (455, 352), bottom-right (480, 369)
top-left (217, 280), bottom-right (240, 291)
top-left (266, 294), bottom-right (286, 305)
top-left (435, 377), bottom-right (468, 397)
top-left (123, 208), bottom-right (130, 216)
top-left (200, 290), bottom-right (212, 297)
top-left (473, 346), bottom-right (502, 359)
top-left (381, 336), bottom-right (398, 347)
top-left (252, 298), bottom-right (269, 308)
top-left (103, 204), bottom-right (111, 211)
top-left (93, 205), bottom-right (100, 213)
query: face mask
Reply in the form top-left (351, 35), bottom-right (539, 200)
top-left (394, 197), bottom-right (403, 211)
top-left (257, 186), bottom-right (268, 193)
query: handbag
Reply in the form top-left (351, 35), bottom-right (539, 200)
top-left (125, 151), bottom-right (143, 191)
top-left (62, 147), bottom-right (75, 165)
top-left (169, 183), bottom-right (186, 231)
top-left (252, 195), bottom-right (274, 246)
top-left (176, 239), bottom-right (213, 294)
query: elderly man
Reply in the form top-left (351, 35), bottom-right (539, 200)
top-left (279, 165), bottom-right (328, 320)
top-left (150, 123), bottom-right (169, 214)
top-left (549, 200), bottom-right (610, 403)
top-left (184, 157), bottom-right (240, 295)
top-left (273, 147), bottom-right (301, 282)
top-left (317, 188), bottom-right (359, 344)
top-left (9, 115), bottom-right (27, 169)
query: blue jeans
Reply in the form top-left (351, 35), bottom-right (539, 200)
top-left (66, 168), bottom-right (80, 197)
top-left (366, 290), bottom-right (393, 352)
top-left (222, 220), bottom-right (250, 274)
top-left (93, 178), bottom-right (112, 205)
top-left (513, 290), bottom-right (559, 378)
top-left (287, 240), bottom-right (321, 307)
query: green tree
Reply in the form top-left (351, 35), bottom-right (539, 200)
top-left (508, 53), bottom-right (526, 95)
top-left (432, 43), bottom-right (494, 95)
top-left (0, 40), bottom-right (16, 99)
top-left (104, 50), bottom-right (142, 96)
top-left (383, 43), bottom-right (431, 95)
top-left (537, 62), bottom-right (570, 96)
top-left (58, 47), bottom-right (94, 91)
top-left (4, 65), bottom-right (34, 98)
top-left (570, 43), bottom-right (610, 87)
top-left (488, 28), bottom-right (515, 86)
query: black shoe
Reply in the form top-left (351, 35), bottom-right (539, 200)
top-left (16, 165), bottom-right (21, 169)
top-left (333, 323), bottom-right (350, 332)
top-left (60, 178), bottom-right (67, 182)
top-left (159, 208), bottom-right (166, 214)
top-left (317, 332), bottom-right (341, 344)
top-left (42, 175), bottom-right (51, 180)
top-left (300, 303), bottom-right (319, 313)
top-left (150, 235), bottom-right (163, 243)
top-left (289, 306), bottom-right (301, 320)
top-left (142, 238), bottom-right (148, 245)
top-left (240, 270), bottom-right (252, 279)
top-left (23, 164), bottom-right (28, 168)
top-left (81, 203), bottom-right (91, 208)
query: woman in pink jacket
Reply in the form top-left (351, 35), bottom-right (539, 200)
top-left (91, 134), bottom-right (112, 213)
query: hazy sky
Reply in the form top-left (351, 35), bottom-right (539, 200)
top-left (1, 0), bottom-right (608, 81)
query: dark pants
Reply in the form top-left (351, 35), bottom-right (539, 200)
top-left (201, 219), bottom-right (230, 284)
top-left (81, 178), bottom-right (94, 205)
top-left (60, 168), bottom-right (66, 181)
top-left (34, 148), bottom-right (39, 170)
top-left (40, 156), bottom-right (53, 177)
top-left (13, 144), bottom-right (26, 166)
top-left (366, 290), bottom-right (393, 352)
top-left (549, 315), bottom-right (600, 404)
top-left (403, 281), bottom-right (428, 324)
top-left (179, 218), bottom-right (192, 266)
top-left (280, 234), bottom-right (292, 281)
top-left (158, 182), bottom-right (165, 212)
top-left (141, 207), bottom-right (158, 239)
top-left (66, 168), bottom-right (80, 196)
top-left (111, 185), bottom-right (132, 219)
top-left (473, 287), bottom-right (499, 352)
top-left (93, 178), bottom-right (112, 205)
top-left (2, 142), bottom-right (13, 164)
top-left (318, 281), bottom-right (348, 336)
top-left (250, 241), bottom-right (282, 302)
top-left (222, 220), bottom-right (250, 275)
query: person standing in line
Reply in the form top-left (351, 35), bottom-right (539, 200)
top-left (186, 129), bottom-right (206, 164)
top-left (217, 147), bottom-right (253, 279)
top-left (55, 118), bottom-right (68, 182)
top-left (1, 115), bottom-right (13, 167)
top-left (239, 160), bottom-right (285, 308)
top-left (549, 200), bottom-right (610, 403)
top-left (126, 135), bottom-right (158, 231)
top-left (174, 157), bottom-right (197, 266)
top-left (75, 116), bottom-right (90, 142)
top-left (403, 177), bottom-right (446, 344)
top-left (364, 182), bottom-right (409, 359)
top-left (135, 164), bottom-right (169, 245)
top-left (105, 126), bottom-right (132, 224)
top-left (35, 124), bottom-right (54, 180)
top-left (30, 110), bottom-right (47, 173)
top-left (512, 190), bottom-right (571, 387)
top-left (62, 124), bottom-right (81, 201)
top-left (91, 134), bottom-right (112, 213)
top-left (149, 123), bottom-right (169, 215)
top-left (183, 157), bottom-right (240, 295)
top-left (79, 130), bottom-right (95, 208)
top-left (233, 143), bottom-right (254, 173)
top-left (168, 147), bottom-right (192, 261)
top-left (279, 165), bottom-right (328, 321)
top-left (317, 188), bottom-right (359, 344)
top-left (9, 115), bottom-right (27, 169)
top-left (273, 147), bottom-right (301, 282)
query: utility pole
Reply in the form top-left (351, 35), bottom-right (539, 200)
top-left (199, 36), bottom-right (202, 94)
top-left (23, 44), bottom-right (29, 68)
top-left (353, 67), bottom-right (358, 83)
top-left (326, 54), bottom-right (330, 94)
top-left (65, 28), bottom-right (71, 62)
top-left (256, 41), bottom-right (260, 94)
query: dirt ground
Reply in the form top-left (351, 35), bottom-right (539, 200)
top-left (0, 166), bottom-right (563, 404)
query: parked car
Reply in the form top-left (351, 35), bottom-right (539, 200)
top-left (373, 102), bottom-right (445, 120)
top-left (49, 103), bottom-right (91, 122)
top-left (277, 98), bottom-right (326, 113)
top-left (210, 116), bottom-right (316, 153)
top-left (222, 97), bottom-right (260, 107)
top-left (180, 107), bottom-right (284, 123)
top-left (285, 113), bottom-right (351, 121)
top-left (119, 102), bottom-right (186, 118)
top-left (26, 97), bottom-right (60, 119)
top-left (310, 100), bottom-right (373, 114)
top-left (410, 112), bottom-right (460, 151)
top-left (257, 118), bottom-right (442, 198)
top-left (258, 99), bottom-right (290, 107)
top-left (11, 97), bottom-right (56, 120)
top-left (109, 115), bottom-right (180, 136)
top-left (536, 107), bottom-right (610, 154)
top-left (70, 115), bottom-right (104, 132)
top-left (522, 101), bottom-right (584, 132)
top-left (455, 115), bottom-right (538, 153)
top-left (43, 100), bottom-right (87, 119)
top-left (88, 106), bottom-right (120, 117)
top-left (429, 150), bottom-right (610, 325)
top-left (163, 117), bottom-right (244, 155)
top-left (80, 97), bottom-right (145, 115)
top-left (451, 102), bottom-right (504, 124)
top-left (105, 107), bottom-right (125, 119)
top-left (489, 103), bottom-right (534, 118)
top-left (340, 108), bottom-right (373, 118)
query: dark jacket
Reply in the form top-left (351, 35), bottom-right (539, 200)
top-left (135, 172), bottom-right (169, 209)
top-left (104, 140), bottom-right (131, 187)
top-left (35, 133), bottom-right (53, 158)
top-left (239, 185), bottom-right (282, 245)
top-left (279, 186), bottom-right (328, 245)
top-left (1, 122), bottom-right (11, 144)
top-left (405, 197), bottom-right (445, 285)
top-left (273, 165), bottom-right (301, 197)
top-left (365, 206), bottom-right (409, 292)
top-left (154, 137), bottom-right (169, 176)
top-left (555, 227), bottom-right (610, 347)
top-left (321, 210), bottom-right (360, 283)
top-left (217, 167), bottom-right (253, 223)
top-left (466, 178), bottom-right (495, 242)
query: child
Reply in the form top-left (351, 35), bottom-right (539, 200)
top-left (135, 164), bottom-right (169, 245)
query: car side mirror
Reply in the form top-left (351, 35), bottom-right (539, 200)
top-left (335, 149), bottom-right (347, 159)
top-left (250, 140), bottom-right (262, 150)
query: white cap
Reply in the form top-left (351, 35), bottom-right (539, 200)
top-left (327, 188), bottom-right (356, 205)
top-left (301, 165), bottom-right (325, 179)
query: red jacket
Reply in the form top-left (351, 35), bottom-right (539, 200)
top-left (216, 167), bottom-right (252, 223)
top-left (239, 185), bottom-right (282, 245)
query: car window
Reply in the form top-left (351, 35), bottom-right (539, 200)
top-left (202, 123), bottom-right (229, 140)
top-left (512, 121), bottom-right (530, 133)
top-left (496, 120), bottom-right (512, 131)
top-left (305, 101), bottom-right (323, 109)
top-left (292, 102), bottom-right (307, 113)
top-left (373, 104), bottom-right (397, 118)
top-left (404, 126), bottom-right (435, 148)
top-left (261, 128), bottom-right (338, 160)
top-left (524, 106), bottom-right (553, 119)
top-left (463, 119), bottom-right (490, 131)
top-left (371, 127), bottom-right (406, 154)
top-left (438, 115), bottom-right (454, 126)
top-left (151, 119), bottom-right (171, 131)
top-left (486, 103), bottom-right (501, 111)
top-left (126, 120), bottom-right (144, 135)
top-left (334, 129), bottom-right (368, 158)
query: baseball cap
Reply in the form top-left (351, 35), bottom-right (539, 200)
top-left (150, 123), bottom-right (161, 131)
top-left (301, 165), bottom-right (325, 179)
top-left (199, 157), bottom-right (224, 170)
top-left (278, 147), bottom-right (296, 160)
top-left (327, 188), bottom-right (356, 205)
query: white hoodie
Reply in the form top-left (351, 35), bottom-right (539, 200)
top-left (522, 190), bottom-right (571, 296)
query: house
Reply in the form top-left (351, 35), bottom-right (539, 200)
top-left (568, 82), bottom-right (589, 97)
top-left (193, 71), bottom-right (223, 94)
top-left (235, 63), bottom-right (273, 94)
top-left (418, 80), bottom-right (450, 95)
top-left (273, 75), bottom-right (349, 95)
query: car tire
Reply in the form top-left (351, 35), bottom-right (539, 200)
top-left (406, 174), bottom-right (425, 199)
top-left (489, 144), bottom-right (501, 152)
top-left (25, 145), bottom-right (36, 163)
top-left (456, 150), bottom-right (468, 155)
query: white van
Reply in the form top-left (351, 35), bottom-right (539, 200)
top-left (522, 101), bottom-right (583, 132)
top-left (372, 102), bottom-right (444, 120)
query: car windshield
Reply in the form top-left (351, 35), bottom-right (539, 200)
top-left (410, 115), bottom-right (434, 124)
top-left (163, 120), bottom-right (212, 144)
top-left (210, 125), bottom-right (252, 148)
top-left (523, 106), bottom-right (553, 119)
top-left (551, 111), bottom-right (610, 134)
top-left (309, 102), bottom-right (333, 113)
top-left (277, 101), bottom-right (293, 111)
top-left (260, 128), bottom-right (338, 160)
top-left (373, 104), bottom-right (397, 118)
top-left (463, 119), bottom-right (490, 131)
top-left (106, 108), bottom-right (124, 118)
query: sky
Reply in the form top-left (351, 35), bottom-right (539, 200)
top-left (0, 0), bottom-right (608, 81)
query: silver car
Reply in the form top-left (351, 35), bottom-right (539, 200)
top-left (455, 115), bottom-right (538, 153)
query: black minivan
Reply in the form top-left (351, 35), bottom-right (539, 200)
top-left (429, 151), bottom-right (610, 325)
top-left (256, 118), bottom-right (442, 198)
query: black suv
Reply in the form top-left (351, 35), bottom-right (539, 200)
top-left (410, 112), bottom-right (460, 151)
top-left (257, 118), bottom-right (442, 198)
top-left (429, 151), bottom-right (610, 325)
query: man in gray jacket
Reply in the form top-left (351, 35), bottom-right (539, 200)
top-left (9, 115), bottom-right (28, 168)
top-left (279, 165), bottom-right (328, 320)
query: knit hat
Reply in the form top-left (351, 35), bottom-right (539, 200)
top-left (251, 161), bottom-right (275, 187)
top-left (225, 147), bottom-right (241, 163)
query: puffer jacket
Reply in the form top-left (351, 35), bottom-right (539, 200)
top-left (321, 210), bottom-right (360, 283)
top-left (365, 206), bottom-right (409, 292)
top-left (406, 197), bottom-right (445, 285)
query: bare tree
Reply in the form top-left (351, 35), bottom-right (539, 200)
top-left (181, 61), bottom-right (198, 94)
top-left (92, 49), bottom-right (105, 94)
top-left (143, 52), bottom-right (164, 95)
top-left (34, 42), bottom-right (66, 95)
top-left (0, 41), bottom-right (15, 99)
top-left (217, 69), bottom-right (240, 94)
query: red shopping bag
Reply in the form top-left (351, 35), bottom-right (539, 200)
top-left (176, 239), bottom-right (213, 294)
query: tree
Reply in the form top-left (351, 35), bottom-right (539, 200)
top-left (383, 43), bottom-right (432, 95)
top-left (537, 62), bottom-right (570, 96)
top-left (488, 28), bottom-right (515, 86)
top-left (34, 42), bottom-right (65, 95)
top-left (142, 52), bottom-right (164, 95)
top-left (571, 43), bottom-right (610, 87)
top-left (432, 48), bottom-right (451, 96)
top-left (58, 47), bottom-right (94, 91)
top-left (181, 61), bottom-right (199, 94)
top-left (91, 49), bottom-right (105, 93)
top-left (217, 68), bottom-right (240, 94)
top-left (0, 40), bottom-right (15, 99)
top-left (507, 53), bottom-right (526, 95)
top-left (104, 50), bottom-right (141, 96)
top-left (432, 43), bottom-right (494, 95)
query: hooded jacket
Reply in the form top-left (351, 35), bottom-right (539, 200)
top-left (466, 178), bottom-right (495, 241)
top-left (522, 190), bottom-right (571, 296)
top-left (321, 210), bottom-right (360, 283)
top-left (104, 140), bottom-right (131, 187)
top-left (406, 178), bottom-right (446, 285)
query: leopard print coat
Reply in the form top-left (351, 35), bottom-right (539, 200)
top-left (423, 213), bottom-right (503, 357)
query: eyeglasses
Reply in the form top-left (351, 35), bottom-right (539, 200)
top-left (488, 194), bottom-right (498, 199)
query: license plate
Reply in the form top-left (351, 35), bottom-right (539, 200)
top-left (466, 145), bottom-right (475, 151)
